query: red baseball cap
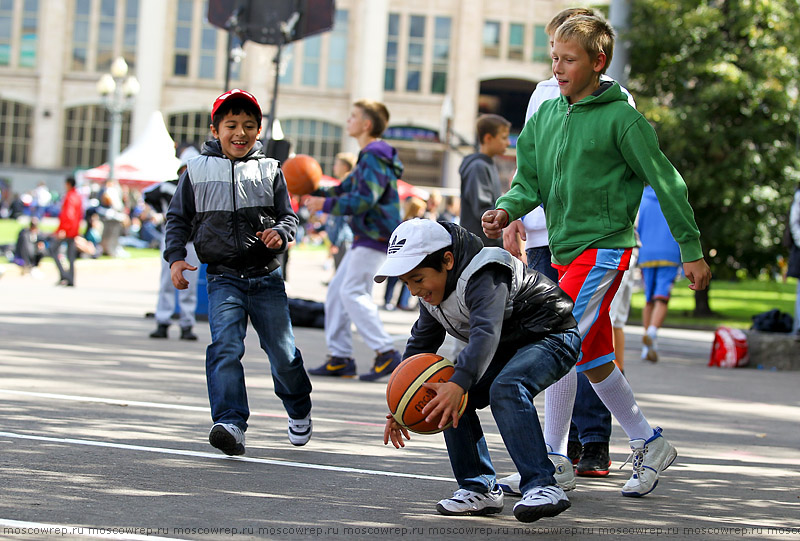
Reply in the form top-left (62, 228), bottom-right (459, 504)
top-left (211, 89), bottom-right (262, 120)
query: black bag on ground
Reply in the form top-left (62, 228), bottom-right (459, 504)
top-left (288, 298), bottom-right (325, 328)
top-left (750, 309), bottom-right (794, 333)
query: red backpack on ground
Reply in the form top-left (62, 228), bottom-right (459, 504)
top-left (709, 327), bottom-right (749, 368)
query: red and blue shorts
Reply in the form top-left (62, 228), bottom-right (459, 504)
top-left (552, 248), bottom-right (633, 372)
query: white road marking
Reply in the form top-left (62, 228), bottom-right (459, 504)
top-left (0, 389), bottom-right (385, 426)
top-left (0, 431), bottom-right (452, 482)
top-left (0, 518), bottom-right (186, 540)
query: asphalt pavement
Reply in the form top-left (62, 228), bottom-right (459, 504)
top-left (0, 250), bottom-right (798, 541)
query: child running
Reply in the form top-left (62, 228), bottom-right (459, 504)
top-left (482, 15), bottom-right (711, 497)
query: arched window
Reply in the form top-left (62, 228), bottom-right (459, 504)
top-left (0, 98), bottom-right (33, 165)
top-left (62, 104), bottom-right (131, 169)
top-left (281, 119), bottom-right (343, 176)
top-left (167, 111), bottom-right (212, 150)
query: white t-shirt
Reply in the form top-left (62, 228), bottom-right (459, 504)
top-left (520, 75), bottom-right (636, 249)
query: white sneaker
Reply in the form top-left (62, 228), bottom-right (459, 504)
top-left (547, 445), bottom-right (576, 491)
top-left (642, 334), bottom-right (659, 362)
top-left (497, 472), bottom-right (521, 496)
top-left (621, 427), bottom-right (677, 497)
top-left (513, 485), bottom-right (571, 523)
top-left (209, 422), bottom-right (245, 456)
top-left (436, 486), bottom-right (504, 516)
top-left (288, 415), bottom-right (312, 446)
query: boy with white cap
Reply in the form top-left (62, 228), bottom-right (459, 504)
top-left (380, 218), bottom-right (579, 523)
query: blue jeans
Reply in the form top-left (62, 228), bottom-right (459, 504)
top-left (443, 329), bottom-right (580, 494)
top-left (526, 247), bottom-right (611, 445)
top-left (206, 269), bottom-right (312, 430)
top-left (383, 276), bottom-right (411, 308)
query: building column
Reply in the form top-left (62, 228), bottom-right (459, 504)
top-left (132, 0), bottom-right (169, 140)
top-left (347, 0), bottom-right (389, 153)
top-left (446, 0), bottom-right (484, 190)
top-left (33, 0), bottom-right (68, 169)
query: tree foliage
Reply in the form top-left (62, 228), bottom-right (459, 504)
top-left (626, 0), bottom-right (800, 280)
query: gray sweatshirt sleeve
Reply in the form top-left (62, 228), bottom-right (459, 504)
top-left (448, 266), bottom-right (511, 391)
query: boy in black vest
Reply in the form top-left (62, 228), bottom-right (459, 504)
top-left (379, 219), bottom-right (579, 523)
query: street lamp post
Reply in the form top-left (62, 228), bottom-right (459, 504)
top-left (96, 57), bottom-right (140, 183)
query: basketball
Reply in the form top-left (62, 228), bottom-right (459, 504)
top-left (282, 154), bottom-right (323, 196)
top-left (386, 353), bottom-right (468, 435)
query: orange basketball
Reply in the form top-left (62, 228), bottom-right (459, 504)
top-left (386, 353), bottom-right (468, 435)
top-left (282, 154), bottom-right (323, 196)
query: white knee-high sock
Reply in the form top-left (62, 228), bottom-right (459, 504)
top-left (544, 368), bottom-right (577, 456)
top-left (590, 366), bottom-right (653, 441)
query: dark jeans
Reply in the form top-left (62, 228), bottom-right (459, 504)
top-left (443, 329), bottom-right (581, 494)
top-left (206, 269), bottom-right (312, 430)
top-left (383, 276), bottom-right (411, 308)
top-left (526, 246), bottom-right (612, 445)
top-left (51, 237), bottom-right (77, 285)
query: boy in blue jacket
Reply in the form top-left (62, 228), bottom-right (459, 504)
top-left (381, 219), bottom-right (580, 523)
top-left (165, 89), bottom-right (312, 455)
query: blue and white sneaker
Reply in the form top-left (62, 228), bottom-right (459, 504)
top-left (288, 415), bottom-right (312, 446)
top-left (547, 444), bottom-right (576, 491)
top-left (513, 485), bottom-right (571, 523)
top-left (436, 486), bottom-right (504, 516)
top-left (209, 422), bottom-right (245, 456)
top-left (621, 427), bottom-right (677, 497)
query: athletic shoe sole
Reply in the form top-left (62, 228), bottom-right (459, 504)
top-left (436, 504), bottom-right (503, 517)
top-left (514, 499), bottom-right (571, 523)
top-left (209, 425), bottom-right (245, 456)
top-left (576, 459), bottom-right (612, 477)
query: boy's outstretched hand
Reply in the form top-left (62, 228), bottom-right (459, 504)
top-left (684, 258), bottom-right (712, 291)
top-left (502, 219), bottom-right (526, 261)
top-left (383, 414), bottom-right (411, 448)
top-left (482, 209), bottom-right (509, 239)
top-left (170, 260), bottom-right (197, 290)
top-left (421, 381), bottom-right (466, 430)
top-left (257, 228), bottom-right (283, 249)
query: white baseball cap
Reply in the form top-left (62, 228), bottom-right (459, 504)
top-left (374, 219), bottom-right (453, 283)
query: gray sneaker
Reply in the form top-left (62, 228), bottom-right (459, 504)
top-left (436, 486), bottom-right (504, 516)
top-left (621, 427), bottom-right (677, 497)
top-left (209, 422), bottom-right (245, 456)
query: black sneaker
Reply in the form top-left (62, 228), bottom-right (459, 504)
top-left (180, 326), bottom-right (198, 341)
top-left (149, 324), bottom-right (169, 339)
top-left (567, 440), bottom-right (582, 465)
top-left (308, 356), bottom-right (357, 377)
top-left (576, 441), bottom-right (611, 477)
top-left (359, 349), bottom-right (401, 381)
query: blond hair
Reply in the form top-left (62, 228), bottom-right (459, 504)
top-left (335, 152), bottom-right (356, 172)
top-left (546, 7), bottom-right (598, 35)
top-left (353, 99), bottom-right (390, 137)
top-left (554, 15), bottom-right (615, 75)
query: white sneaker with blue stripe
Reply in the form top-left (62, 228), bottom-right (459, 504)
top-left (621, 427), bottom-right (677, 497)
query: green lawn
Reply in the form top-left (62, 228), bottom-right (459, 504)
top-left (629, 277), bottom-right (797, 330)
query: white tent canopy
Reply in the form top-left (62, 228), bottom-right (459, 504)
top-left (76, 111), bottom-right (181, 190)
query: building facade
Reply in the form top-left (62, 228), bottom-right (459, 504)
top-left (0, 0), bottom-right (597, 194)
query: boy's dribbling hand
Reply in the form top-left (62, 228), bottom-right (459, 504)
top-left (257, 228), bottom-right (283, 249)
top-left (383, 414), bottom-right (410, 448)
top-left (684, 258), bottom-right (712, 291)
top-left (482, 209), bottom-right (509, 239)
top-left (421, 381), bottom-right (466, 430)
top-left (170, 260), bottom-right (197, 290)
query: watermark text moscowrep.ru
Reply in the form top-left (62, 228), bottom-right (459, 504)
top-left (3, 525), bottom-right (799, 537)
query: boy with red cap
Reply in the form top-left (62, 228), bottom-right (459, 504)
top-left (165, 89), bottom-right (313, 455)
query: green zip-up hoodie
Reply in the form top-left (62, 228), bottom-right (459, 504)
top-left (496, 82), bottom-right (703, 266)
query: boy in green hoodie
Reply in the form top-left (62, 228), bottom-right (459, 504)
top-left (483, 15), bottom-right (711, 497)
